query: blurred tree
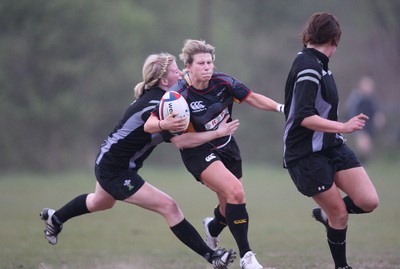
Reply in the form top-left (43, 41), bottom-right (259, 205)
top-left (0, 0), bottom-right (156, 171)
top-left (198, 0), bottom-right (212, 41)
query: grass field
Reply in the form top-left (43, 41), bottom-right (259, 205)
top-left (1, 161), bottom-right (399, 269)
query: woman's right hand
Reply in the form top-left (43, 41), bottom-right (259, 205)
top-left (342, 113), bottom-right (369, 133)
top-left (216, 116), bottom-right (240, 137)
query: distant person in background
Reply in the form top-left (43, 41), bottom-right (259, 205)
top-left (345, 75), bottom-right (386, 163)
top-left (283, 13), bottom-right (379, 269)
top-left (145, 39), bottom-right (284, 269)
top-left (40, 52), bottom-right (238, 269)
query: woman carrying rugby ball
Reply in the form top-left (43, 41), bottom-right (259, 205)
top-left (146, 39), bottom-right (284, 269)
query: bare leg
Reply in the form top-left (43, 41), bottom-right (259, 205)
top-left (123, 182), bottom-right (184, 226)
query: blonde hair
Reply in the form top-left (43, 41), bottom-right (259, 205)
top-left (179, 39), bottom-right (215, 66)
top-left (133, 53), bottom-right (176, 98)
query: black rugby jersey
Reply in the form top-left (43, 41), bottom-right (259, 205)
top-left (95, 88), bottom-right (172, 171)
top-left (171, 72), bottom-right (251, 148)
top-left (283, 48), bottom-right (345, 167)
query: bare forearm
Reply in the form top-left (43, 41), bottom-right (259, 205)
top-left (171, 130), bottom-right (220, 148)
top-left (245, 92), bottom-right (284, 112)
top-left (301, 115), bottom-right (344, 133)
top-left (144, 115), bottom-right (163, 134)
top-left (171, 118), bottom-right (240, 148)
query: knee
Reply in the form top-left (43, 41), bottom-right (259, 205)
top-left (92, 200), bottom-right (115, 211)
top-left (226, 186), bottom-right (245, 204)
top-left (160, 198), bottom-right (180, 215)
top-left (370, 197), bottom-right (379, 211)
top-left (87, 194), bottom-right (115, 212)
top-left (358, 195), bottom-right (379, 213)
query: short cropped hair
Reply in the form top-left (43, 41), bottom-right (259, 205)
top-left (179, 39), bottom-right (215, 66)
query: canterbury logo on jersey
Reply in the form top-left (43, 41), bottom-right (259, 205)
top-left (233, 219), bottom-right (247, 224)
top-left (190, 101), bottom-right (206, 112)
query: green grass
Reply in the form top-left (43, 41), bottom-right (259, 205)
top-left (0, 162), bottom-right (399, 269)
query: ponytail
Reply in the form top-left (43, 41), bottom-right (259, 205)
top-left (133, 81), bottom-right (145, 99)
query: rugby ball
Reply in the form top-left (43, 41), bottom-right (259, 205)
top-left (159, 91), bottom-right (190, 132)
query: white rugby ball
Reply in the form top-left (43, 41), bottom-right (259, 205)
top-left (159, 91), bottom-right (190, 132)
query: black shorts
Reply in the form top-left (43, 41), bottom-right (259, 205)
top-left (287, 144), bottom-right (361, 197)
top-left (95, 165), bottom-right (145, 200)
top-left (180, 136), bottom-right (242, 181)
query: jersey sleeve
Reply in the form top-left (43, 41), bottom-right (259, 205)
top-left (150, 109), bottom-right (160, 119)
top-left (142, 106), bottom-right (155, 122)
top-left (212, 73), bottom-right (252, 103)
top-left (228, 74), bottom-right (252, 103)
top-left (292, 63), bottom-right (321, 122)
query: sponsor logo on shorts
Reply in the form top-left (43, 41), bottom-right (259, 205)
top-left (124, 179), bottom-right (135, 191)
top-left (205, 153), bottom-right (216, 162)
top-left (317, 186), bottom-right (326, 191)
top-left (233, 219), bottom-right (247, 224)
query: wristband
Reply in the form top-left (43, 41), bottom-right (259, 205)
top-left (158, 120), bottom-right (164, 131)
top-left (276, 104), bottom-right (284, 113)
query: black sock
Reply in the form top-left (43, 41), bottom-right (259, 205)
top-left (54, 194), bottom-right (90, 223)
top-left (327, 226), bottom-right (348, 268)
top-left (343, 196), bottom-right (367, 214)
top-left (170, 218), bottom-right (213, 263)
top-left (225, 203), bottom-right (251, 258)
top-left (209, 205), bottom-right (227, 237)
